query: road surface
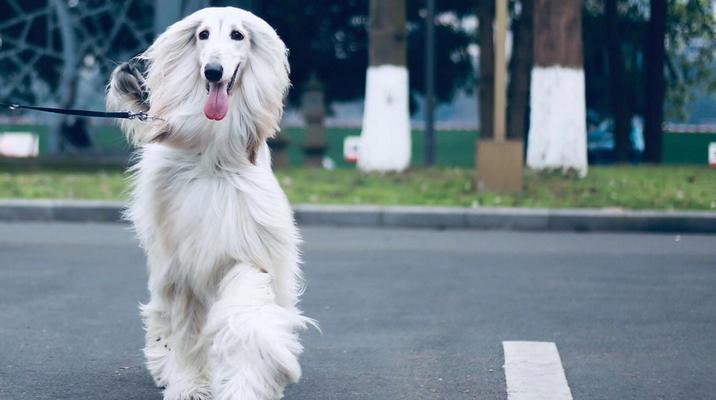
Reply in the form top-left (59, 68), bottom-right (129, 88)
top-left (0, 223), bottom-right (714, 399)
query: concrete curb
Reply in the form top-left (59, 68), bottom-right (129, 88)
top-left (0, 200), bottom-right (714, 233)
top-left (0, 200), bottom-right (124, 223)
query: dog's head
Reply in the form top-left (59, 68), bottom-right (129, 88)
top-left (140, 8), bottom-right (289, 158)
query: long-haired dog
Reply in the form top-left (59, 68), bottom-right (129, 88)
top-left (106, 7), bottom-right (313, 400)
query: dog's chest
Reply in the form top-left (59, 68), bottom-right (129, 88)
top-left (135, 154), bottom-right (295, 282)
top-left (158, 173), bottom-right (236, 268)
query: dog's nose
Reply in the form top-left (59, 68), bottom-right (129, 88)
top-left (204, 64), bottom-right (223, 82)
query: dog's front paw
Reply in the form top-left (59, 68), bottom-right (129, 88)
top-left (163, 382), bottom-right (211, 400)
top-left (108, 62), bottom-right (149, 111)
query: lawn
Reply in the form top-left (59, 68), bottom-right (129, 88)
top-left (0, 164), bottom-right (714, 211)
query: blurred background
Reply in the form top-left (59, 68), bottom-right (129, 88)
top-left (0, 0), bottom-right (714, 209)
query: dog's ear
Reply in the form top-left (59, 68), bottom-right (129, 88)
top-left (143, 16), bottom-right (200, 71)
top-left (239, 13), bottom-right (290, 164)
top-left (140, 16), bottom-right (202, 119)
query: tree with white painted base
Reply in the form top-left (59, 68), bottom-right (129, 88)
top-left (358, 0), bottom-right (411, 172)
top-left (527, 0), bottom-right (588, 175)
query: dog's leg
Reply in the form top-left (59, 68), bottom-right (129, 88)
top-left (160, 288), bottom-right (212, 400)
top-left (140, 293), bottom-right (172, 388)
top-left (205, 263), bottom-right (310, 400)
top-left (142, 273), bottom-right (211, 400)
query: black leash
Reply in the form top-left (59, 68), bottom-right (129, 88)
top-left (0, 103), bottom-right (162, 121)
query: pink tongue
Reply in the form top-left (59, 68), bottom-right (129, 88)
top-left (204, 83), bottom-right (229, 120)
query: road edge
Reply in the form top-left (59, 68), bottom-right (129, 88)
top-left (0, 200), bottom-right (714, 233)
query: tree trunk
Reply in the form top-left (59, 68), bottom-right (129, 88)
top-left (49, 0), bottom-right (79, 154)
top-left (507, 0), bottom-right (533, 141)
top-left (235, 0), bottom-right (261, 14)
top-left (477, 0), bottom-right (495, 140)
top-left (154, 0), bottom-right (182, 36)
top-left (154, 0), bottom-right (209, 37)
top-left (527, 0), bottom-right (588, 175)
top-left (368, 0), bottom-right (407, 66)
top-left (644, 0), bottom-right (667, 163)
top-left (606, 0), bottom-right (631, 162)
top-left (358, 0), bottom-right (411, 172)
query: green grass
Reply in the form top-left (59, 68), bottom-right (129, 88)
top-left (0, 165), bottom-right (714, 210)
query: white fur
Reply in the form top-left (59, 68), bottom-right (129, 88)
top-left (106, 7), bottom-right (313, 400)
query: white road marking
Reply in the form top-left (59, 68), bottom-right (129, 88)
top-left (503, 341), bottom-right (574, 400)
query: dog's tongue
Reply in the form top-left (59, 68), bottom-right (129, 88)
top-left (204, 83), bottom-right (229, 120)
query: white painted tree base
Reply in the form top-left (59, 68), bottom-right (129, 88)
top-left (527, 66), bottom-right (588, 176)
top-left (358, 65), bottom-right (411, 172)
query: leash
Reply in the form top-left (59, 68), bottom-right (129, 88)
top-left (0, 103), bottom-right (163, 122)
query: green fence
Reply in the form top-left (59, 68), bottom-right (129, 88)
top-left (283, 127), bottom-right (478, 168)
top-left (0, 123), bottom-right (129, 154)
top-left (2, 123), bottom-right (713, 166)
top-left (0, 124), bottom-right (51, 154)
top-left (0, 124), bottom-right (478, 167)
top-left (662, 132), bottom-right (716, 165)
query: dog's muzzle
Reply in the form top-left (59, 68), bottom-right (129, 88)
top-left (203, 63), bottom-right (240, 121)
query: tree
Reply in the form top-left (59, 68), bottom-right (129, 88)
top-left (357, 0), bottom-right (411, 171)
top-left (583, 0), bottom-right (716, 127)
top-left (507, 0), bottom-right (533, 141)
top-left (260, 0), bottom-right (474, 110)
top-left (663, 0), bottom-right (716, 121)
top-left (406, 0), bottom-right (474, 112)
top-left (154, 0), bottom-right (210, 37)
top-left (605, 0), bottom-right (631, 162)
top-left (0, 1), bottom-right (154, 153)
top-left (642, 0), bottom-right (716, 161)
top-left (477, 0), bottom-right (495, 140)
top-left (644, 0), bottom-right (667, 163)
top-left (527, 0), bottom-right (588, 174)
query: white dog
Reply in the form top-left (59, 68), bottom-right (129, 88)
top-left (106, 7), bottom-right (313, 400)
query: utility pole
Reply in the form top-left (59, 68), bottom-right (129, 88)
top-left (475, 0), bottom-right (523, 192)
top-left (424, 0), bottom-right (436, 166)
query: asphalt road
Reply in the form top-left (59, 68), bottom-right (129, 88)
top-left (0, 223), bottom-right (714, 400)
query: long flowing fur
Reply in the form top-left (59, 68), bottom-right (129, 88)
top-left (106, 7), bottom-right (312, 400)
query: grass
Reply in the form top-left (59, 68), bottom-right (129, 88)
top-left (0, 165), bottom-right (714, 210)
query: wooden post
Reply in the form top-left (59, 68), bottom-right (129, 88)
top-left (476, 0), bottom-right (524, 192)
top-left (493, 0), bottom-right (507, 143)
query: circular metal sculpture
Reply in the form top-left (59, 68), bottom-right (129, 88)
top-left (0, 0), bottom-right (154, 152)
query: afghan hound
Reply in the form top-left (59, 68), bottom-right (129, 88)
top-left (106, 7), bottom-right (313, 400)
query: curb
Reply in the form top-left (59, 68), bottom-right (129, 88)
top-left (293, 204), bottom-right (716, 233)
top-left (0, 200), bottom-right (124, 223)
top-left (0, 200), bottom-right (714, 233)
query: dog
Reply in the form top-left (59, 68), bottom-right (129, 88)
top-left (106, 7), bottom-right (313, 400)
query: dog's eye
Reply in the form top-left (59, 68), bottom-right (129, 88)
top-left (231, 30), bottom-right (244, 41)
top-left (198, 30), bottom-right (209, 40)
